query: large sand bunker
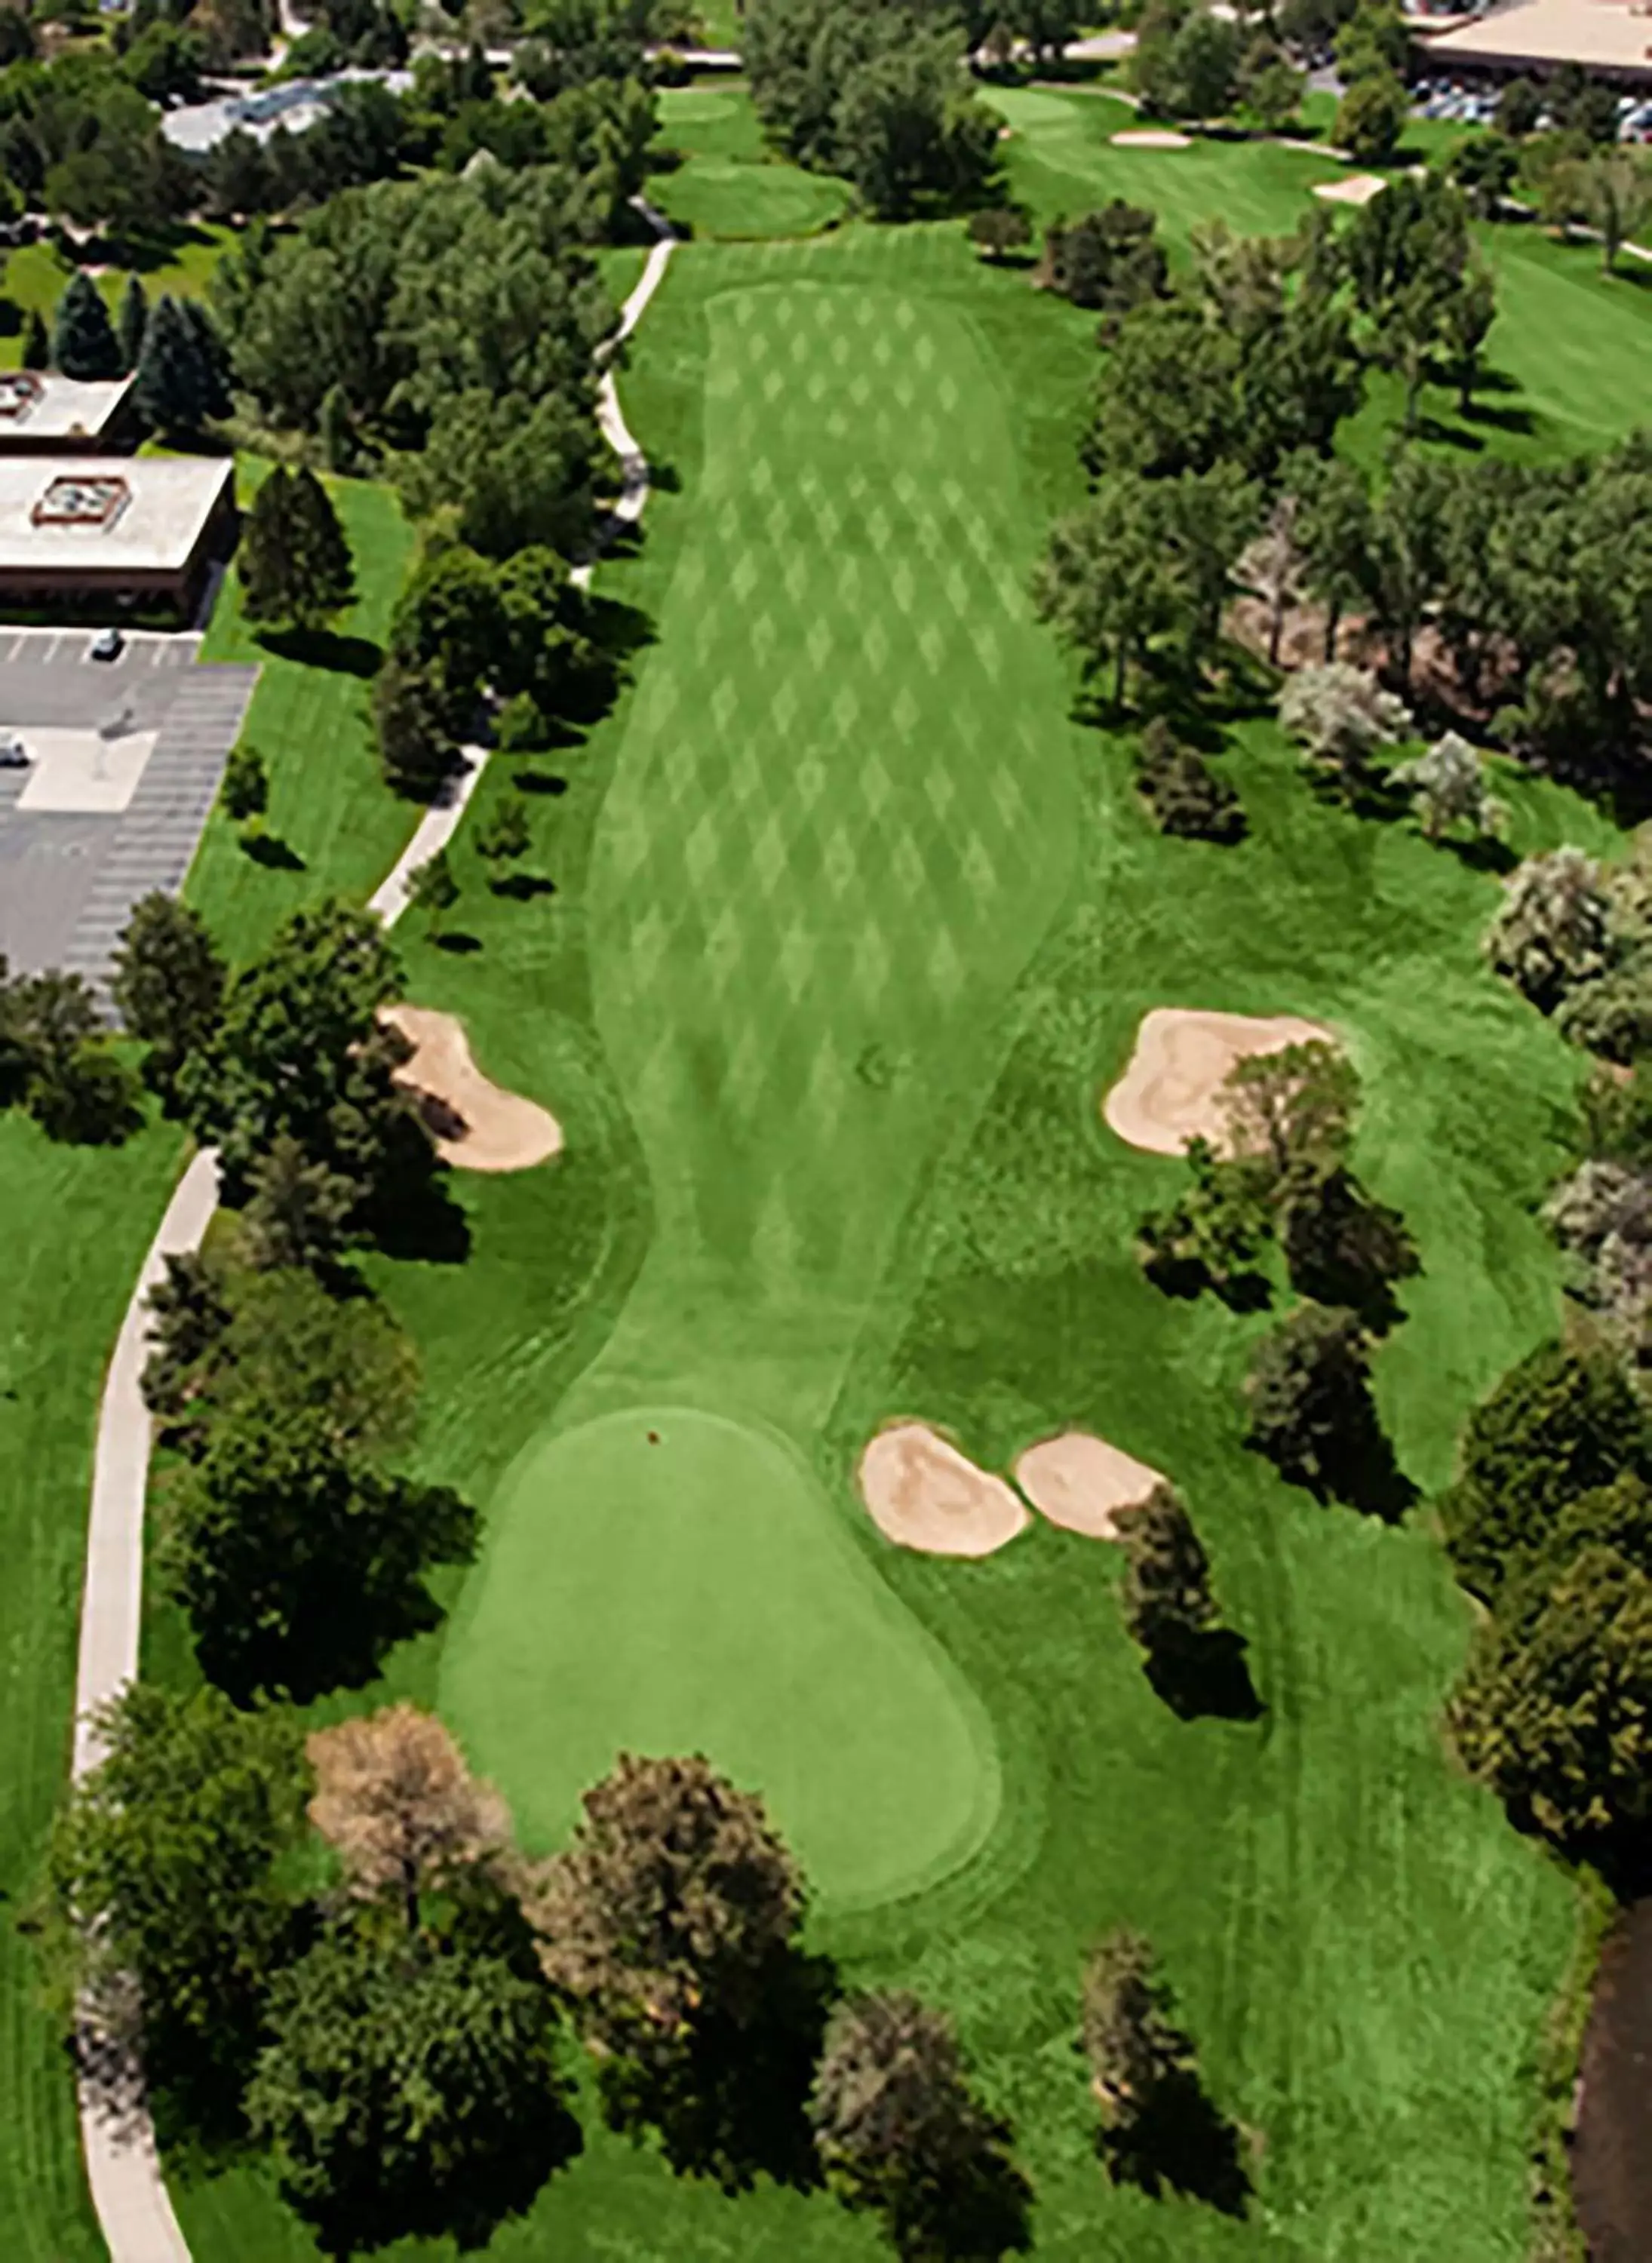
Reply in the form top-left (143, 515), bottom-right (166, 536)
top-left (1104, 1006), bottom-right (1337, 1158)
top-left (1112, 128), bottom-right (1192, 149)
top-left (858, 1424), bottom-right (1030, 1558)
top-left (1313, 173), bottom-right (1387, 207)
top-left (1014, 1432), bottom-right (1166, 1541)
top-left (381, 1006), bottom-right (563, 1172)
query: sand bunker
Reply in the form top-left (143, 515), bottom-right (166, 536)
top-left (381, 1006), bottom-right (563, 1173)
top-left (1313, 173), bottom-right (1387, 207)
top-left (1104, 1006), bottom-right (1337, 1158)
top-left (1111, 128), bottom-right (1192, 149)
top-left (858, 1424), bottom-right (1030, 1558)
top-left (1014, 1432), bottom-right (1166, 1541)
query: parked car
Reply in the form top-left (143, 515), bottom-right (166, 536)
top-left (89, 628), bottom-right (124, 662)
top-left (0, 734), bottom-right (31, 768)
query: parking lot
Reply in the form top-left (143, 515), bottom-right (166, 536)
top-left (0, 631), bottom-right (258, 990)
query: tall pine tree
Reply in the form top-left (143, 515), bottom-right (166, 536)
top-left (134, 296), bottom-right (207, 436)
top-left (238, 466), bottom-right (301, 630)
top-left (289, 467), bottom-right (355, 627)
top-left (51, 272), bottom-right (122, 380)
top-left (116, 272), bottom-right (148, 374)
top-left (239, 467), bottom-right (355, 634)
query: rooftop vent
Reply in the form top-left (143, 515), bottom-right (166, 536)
top-left (0, 371), bottom-right (43, 422)
top-left (31, 474), bottom-right (131, 530)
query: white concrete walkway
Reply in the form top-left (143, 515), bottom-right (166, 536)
top-left (69, 203), bottom-right (677, 2263)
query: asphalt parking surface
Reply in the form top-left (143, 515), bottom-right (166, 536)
top-left (0, 631), bottom-right (258, 993)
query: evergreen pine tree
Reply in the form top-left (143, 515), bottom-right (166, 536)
top-left (288, 467), bottom-right (356, 627)
top-left (22, 309), bottom-right (48, 370)
top-left (180, 297), bottom-right (234, 420)
top-left (116, 272), bottom-right (148, 374)
top-left (51, 271), bottom-right (122, 380)
top-left (238, 466), bottom-right (300, 629)
top-left (133, 296), bottom-right (207, 436)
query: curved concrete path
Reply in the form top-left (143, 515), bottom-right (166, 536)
top-left (70, 201), bottom-right (677, 2263)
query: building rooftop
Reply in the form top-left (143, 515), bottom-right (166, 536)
top-left (1422, 0), bottom-right (1652, 72)
top-left (0, 456), bottom-right (233, 573)
top-left (162, 68), bottom-right (413, 154)
top-left (0, 370), bottom-right (133, 442)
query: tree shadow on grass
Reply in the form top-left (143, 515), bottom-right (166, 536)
top-left (256, 625), bottom-right (384, 679)
top-left (515, 769), bottom-right (569, 796)
top-left (1144, 1629), bottom-right (1265, 1724)
top-left (490, 871), bottom-right (556, 900)
top-left (1101, 2071), bottom-right (1253, 2218)
top-left (433, 930), bottom-right (483, 955)
top-left (1438, 830), bottom-right (1518, 877)
top-left (241, 830), bottom-right (305, 871)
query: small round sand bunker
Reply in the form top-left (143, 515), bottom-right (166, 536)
top-left (381, 1006), bottom-right (563, 1173)
top-left (858, 1423), bottom-right (1030, 1558)
top-left (1014, 1432), bottom-right (1165, 1540)
top-left (1111, 128), bottom-right (1192, 149)
top-left (1104, 1006), bottom-right (1337, 1158)
top-left (1312, 172), bottom-right (1388, 207)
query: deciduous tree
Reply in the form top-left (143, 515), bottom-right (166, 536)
top-left (109, 892), bottom-right (226, 1105)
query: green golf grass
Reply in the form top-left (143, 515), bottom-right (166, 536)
top-left (442, 1405), bottom-right (999, 1905)
top-left (651, 82), bottom-right (854, 238)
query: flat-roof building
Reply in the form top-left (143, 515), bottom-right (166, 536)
top-left (0, 456), bottom-right (237, 617)
top-left (1419, 0), bottom-right (1652, 81)
top-left (0, 370), bottom-right (139, 455)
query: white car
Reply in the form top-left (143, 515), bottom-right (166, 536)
top-left (89, 628), bottom-right (124, 662)
top-left (0, 733), bottom-right (30, 768)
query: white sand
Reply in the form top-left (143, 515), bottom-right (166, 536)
top-left (1104, 1006), bottom-right (1337, 1158)
top-left (1014, 1432), bottom-right (1166, 1540)
top-left (1312, 173), bottom-right (1388, 207)
top-left (1111, 128), bottom-right (1193, 149)
top-left (381, 1006), bottom-right (563, 1173)
top-left (858, 1423), bottom-right (1030, 1558)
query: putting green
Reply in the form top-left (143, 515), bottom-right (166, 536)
top-left (439, 1406), bottom-right (1000, 1908)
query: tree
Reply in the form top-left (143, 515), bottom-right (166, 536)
top-left (1449, 1540), bottom-right (1652, 1854)
top-left (1137, 1135), bottom-right (1271, 1300)
top-left (1159, 462), bottom-right (1260, 668)
top-left (477, 793), bottom-right (531, 874)
top-left (969, 206), bottom-right (1032, 263)
top-left (238, 467), bottom-right (356, 636)
top-left (240, 1135), bottom-right (358, 1275)
top-left (1082, 1928), bottom-right (1193, 2138)
top-left (374, 656), bottom-right (460, 797)
top-left (133, 293), bottom-right (225, 438)
top-left (1334, 69), bottom-right (1406, 165)
top-left (1494, 78), bottom-right (1542, 138)
top-left (41, 1684), bottom-right (306, 2135)
top-left (1438, 1340), bottom-right (1646, 1598)
top-left (22, 309), bottom-right (48, 370)
top-left (1278, 662), bottom-right (1412, 798)
top-left (1041, 201), bottom-right (1166, 316)
top-left (51, 270), bottom-right (122, 380)
top-left (162, 1392), bottom-right (476, 1702)
top-left (809, 1991), bottom-right (1032, 2262)
top-left (115, 272), bottom-right (147, 374)
top-left (8, 969), bottom-right (143, 1146)
top-left (109, 892), bottom-right (226, 1106)
top-left (1449, 134), bottom-right (1518, 222)
top-left (1288, 453), bottom-right (1371, 662)
top-left (1238, 495), bottom-right (1307, 666)
top-left (527, 1754), bottom-right (824, 2186)
top-left (247, 1911), bottom-right (582, 2258)
top-left (409, 846), bottom-right (461, 934)
top-left (142, 1249), bottom-right (234, 1435)
top-left (307, 1706), bottom-right (511, 1932)
top-left (1484, 847), bottom-right (1612, 1013)
top-left (1392, 730), bottom-right (1503, 843)
top-left (1278, 1162), bottom-right (1419, 1325)
top-left (1242, 1303), bottom-right (1395, 1508)
top-left (1442, 257), bottom-right (1497, 416)
top-left (220, 740), bottom-right (269, 826)
top-left (834, 38), bottom-right (1000, 220)
top-left (1577, 146), bottom-right (1652, 276)
top-left (1134, 720), bottom-right (1245, 844)
top-left (177, 898), bottom-right (431, 1212)
top-left (1033, 479), bottom-right (1179, 709)
top-left (1116, 1485), bottom-right (1218, 1665)
top-left (1218, 1039), bottom-right (1358, 1184)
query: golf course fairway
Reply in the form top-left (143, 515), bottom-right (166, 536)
top-left (440, 1405), bottom-right (1000, 1907)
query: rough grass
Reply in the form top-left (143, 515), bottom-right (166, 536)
top-left (166, 214), bottom-right (1611, 2260)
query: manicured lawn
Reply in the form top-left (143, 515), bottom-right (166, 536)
top-left (166, 211), bottom-right (1604, 2260)
top-left (443, 1406), bottom-right (998, 1905)
top-left (651, 81), bottom-right (854, 238)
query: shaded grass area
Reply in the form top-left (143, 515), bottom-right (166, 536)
top-left (170, 220), bottom-right (1610, 2260)
top-left (651, 81), bottom-right (854, 239)
top-left (990, 81), bottom-right (1652, 464)
top-left (0, 465), bottom-right (419, 2256)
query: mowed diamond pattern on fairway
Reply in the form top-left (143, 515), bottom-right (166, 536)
top-left (590, 281), bottom-right (1077, 1332)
